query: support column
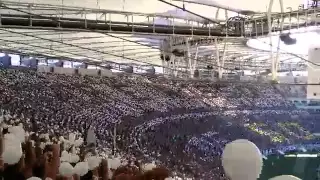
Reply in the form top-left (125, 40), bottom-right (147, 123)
top-left (161, 51), bottom-right (166, 75)
top-left (161, 40), bottom-right (166, 75)
top-left (161, 38), bottom-right (171, 76)
top-left (267, 0), bottom-right (275, 80)
top-left (169, 37), bottom-right (176, 77)
top-left (220, 10), bottom-right (229, 77)
top-left (213, 7), bottom-right (221, 80)
top-left (214, 38), bottom-right (221, 79)
top-left (220, 40), bottom-right (228, 76)
top-left (215, 10), bottom-right (229, 80)
top-left (185, 38), bottom-right (198, 78)
top-left (193, 45), bottom-right (198, 73)
top-left (275, 0), bottom-right (284, 74)
top-left (215, 41), bottom-right (228, 79)
top-left (267, 0), bottom-right (284, 81)
top-left (215, 8), bottom-right (220, 19)
top-left (186, 38), bottom-right (193, 78)
top-left (173, 55), bottom-right (178, 77)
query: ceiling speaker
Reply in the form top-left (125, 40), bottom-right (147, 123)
top-left (207, 65), bottom-right (213, 70)
top-left (105, 64), bottom-right (112, 70)
top-left (279, 33), bottom-right (297, 45)
top-left (160, 54), bottom-right (171, 61)
top-left (172, 49), bottom-right (184, 57)
top-left (160, 54), bottom-right (164, 60)
top-left (165, 55), bottom-right (170, 62)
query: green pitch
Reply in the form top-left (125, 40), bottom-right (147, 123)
top-left (260, 154), bottom-right (320, 180)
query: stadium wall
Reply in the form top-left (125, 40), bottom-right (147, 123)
top-left (78, 68), bottom-right (98, 76)
top-left (278, 76), bottom-right (307, 83)
top-left (307, 47), bottom-right (320, 99)
top-left (37, 66), bottom-right (113, 77)
top-left (37, 65), bottom-right (52, 73)
top-left (100, 69), bottom-right (114, 77)
top-left (55, 67), bottom-right (75, 75)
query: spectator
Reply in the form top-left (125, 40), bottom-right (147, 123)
top-left (0, 68), bottom-right (317, 179)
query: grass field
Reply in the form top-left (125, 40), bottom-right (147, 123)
top-left (260, 154), bottom-right (320, 180)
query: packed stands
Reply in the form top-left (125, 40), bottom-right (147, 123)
top-left (276, 84), bottom-right (307, 98)
top-left (0, 68), bottom-right (319, 179)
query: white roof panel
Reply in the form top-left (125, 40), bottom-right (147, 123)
top-left (0, 0), bottom-right (312, 71)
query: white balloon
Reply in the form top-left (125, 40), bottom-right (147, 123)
top-left (39, 142), bottom-right (46, 150)
top-left (60, 151), bottom-right (71, 162)
top-left (68, 133), bottom-right (76, 143)
top-left (88, 156), bottom-right (101, 170)
top-left (2, 145), bottom-right (23, 165)
top-left (61, 150), bottom-right (69, 157)
top-left (30, 140), bottom-right (35, 147)
top-left (59, 136), bottom-right (65, 142)
top-left (164, 178), bottom-right (174, 180)
top-left (74, 162), bottom-right (89, 176)
top-left (4, 133), bottom-right (20, 148)
top-left (222, 139), bottom-right (263, 180)
top-left (74, 138), bottom-right (84, 147)
top-left (63, 140), bottom-right (71, 150)
top-left (269, 175), bottom-right (302, 180)
top-left (143, 162), bottom-right (157, 171)
top-left (43, 133), bottom-right (50, 141)
top-left (70, 154), bottom-right (80, 163)
top-left (59, 162), bottom-right (74, 177)
top-left (108, 157), bottom-right (121, 170)
top-left (27, 177), bottom-right (42, 180)
top-left (9, 126), bottom-right (25, 143)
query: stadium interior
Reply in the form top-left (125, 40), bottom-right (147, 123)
top-left (1, 0), bottom-right (320, 180)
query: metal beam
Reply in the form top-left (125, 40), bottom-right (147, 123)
top-left (171, 0), bottom-right (258, 15)
top-left (157, 0), bottom-right (221, 24)
top-left (0, 13), bottom-right (229, 36)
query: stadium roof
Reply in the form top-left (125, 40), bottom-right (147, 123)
top-left (0, 0), bottom-right (315, 71)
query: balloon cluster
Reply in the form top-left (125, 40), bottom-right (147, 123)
top-left (222, 139), bottom-right (302, 180)
top-left (0, 112), bottom-right (173, 180)
top-left (0, 110), bottom-right (305, 180)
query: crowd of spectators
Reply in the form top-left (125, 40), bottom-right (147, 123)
top-left (0, 114), bottom-right (172, 180)
top-left (0, 68), bottom-right (319, 179)
top-left (275, 84), bottom-right (307, 98)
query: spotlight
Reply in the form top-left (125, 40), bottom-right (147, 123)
top-left (172, 49), bottom-right (184, 57)
top-left (279, 33), bottom-right (297, 45)
top-left (207, 65), bottom-right (213, 70)
top-left (160, 54), bottom-right (171, 62)
top-left (165, 55), bottom-right (170, 62)
top-left (105, 65), bottom-right (112, 70)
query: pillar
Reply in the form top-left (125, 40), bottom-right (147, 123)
top-left (267, 0), bottom-right (284, 81)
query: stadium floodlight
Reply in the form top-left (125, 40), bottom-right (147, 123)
top-left (279, 33), bottom-right (297, 45)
